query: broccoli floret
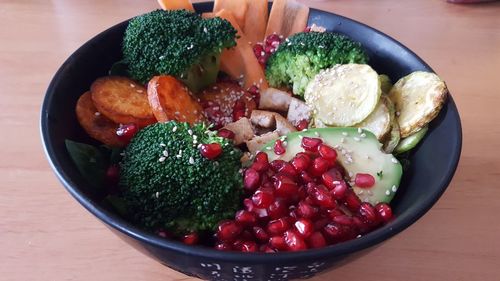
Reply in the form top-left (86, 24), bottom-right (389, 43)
top-left (266, 32), bottom-right (368, 96)
top-left (123, 9), bottom-right (237, 92)
top-left (119, 121), bottom-right (243, 234)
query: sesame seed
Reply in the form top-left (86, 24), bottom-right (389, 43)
top-left (391, 158), bottom-right (398, 164)
top-left (160, 143), bottom-right (166, 147)
top-left (193, 139), bottom-right (198, 144)
top-left (136, 90), bottom-right (143, 93)
top-left (188, 129), bottom-right (193, 135)
top-left (94, 112), bottom-right (100, 116)
top-left (265, 147), bottom-right (272, 151)
top-left (357, 190), bottom-right (364, 195)
top-left (174, 111), bottom-right (180, 115)
top-left (189, 157), bottom-right (195, 164)
top-left (214, 161), bottom-right (219, 166)
top-left (392, 185), bottom-right (397, 192)
top-left (197, 143), bottom-right (202, 148)
top-left (348, 172), bottom-right (354, 177)
top-left (340, 138), bottom-right (345, 143)
top-left (130, 83), bottom-right (135, 88)
top-left (203, 27), bottom-right (208, 33)
top-left (283, 141), bottom-right (288, 147)
top-left (159, 56), bottom-right (164, 60)
top-left (360, 133), bottom-right (366, 138)
top-left (159, 156), bottom-right (166, 162)
top-left (342, 132), bottom-right (348, 136)
top-left (176, 155), bottom-right (181, 159)
top-left (193, 135), bottom-right (198, 139)
top-left (332, 181), bottom-right (340, 185)
top-left (303, 129), bottom-right (308, 132)
top-left (357, 128), bottom-right (362, 134)
top-left (385, 190), bottom-right (391, 195)
top-left (187, 44), bottom-right (193, 50)
top-left (162, 150), bottom-right (169, 157)
top-left (314, 131), bottom-right (320, 137)
top-left (155, 192), bottom-right (159, 198)
top-left (299, 135), bottom-right (304, 139)
top-left (396, 111), bottom-right (401, 116)
top-left (353, 137), bottom-right (361, 142)
top-left (172, 126), bottom-right (177, 132)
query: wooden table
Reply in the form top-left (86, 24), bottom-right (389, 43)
top-left (1, 0), bottom-right (499, 280)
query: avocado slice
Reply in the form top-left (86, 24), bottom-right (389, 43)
top-left (260, 127), bottom-right (402, 204)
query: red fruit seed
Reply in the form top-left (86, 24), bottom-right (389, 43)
top-left (318, 144), bottom-right (337, 161)
top-left (284, 230), bottom-right (308, 251)
top-left (199, 143), bottom-right (223, 159)
top-left (217, 128), bottom-right (235, 139)
top-left (252, 188), bottom-right (275, 208)
top-left (217, 221), bottom-right (242, 242)
top-left (235, 210), bottom-right (257, 226)
top-left (301, 137), bottom-right (323, 152)
top-left (355, 173), bottom-right (376, 188)
top-left (375, 202), bottom-right (393, 223)
top-left (116, 123), bottom-right (138, 144)
top-left (274, 139), bottom-right (286, 155)
top-left (244, 168), bottom-right (261, 191)
top-left (307, 231), bottom-right (327, 248)
top-left (182, 233), bottom-right (199, 245)
top-left (294, 218), bottom-right (314, 238)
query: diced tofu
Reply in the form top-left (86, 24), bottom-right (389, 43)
top-left (246, 132), bottom-right (280, 154)
top-left (287, 98), bottom-right (311, 126)
top-left (275, 114), bottom-right (297, 136)
top-left (259, 88), bottom-right (292, 112)
top-left (222, 117), bottom-right (255, 145)
top-left (250, 110), bottom-right (276, 128)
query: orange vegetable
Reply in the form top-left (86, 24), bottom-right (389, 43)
top-left (265, 0), bottom-right (309, 38)
top-left (242, 0), bottom-right (269, 44)
top-left (76, 92), bottom-right (126, 147)
top-left (211, 9), bottom-right (269, 90)
top-left (213, 0), bottom-right (248, 30)
top-left (157, 0), bottom-right (194, 11)
top-left (90, 76), bottom-right (156, 128)
top-left (147, 75), bottom-right (206, 125)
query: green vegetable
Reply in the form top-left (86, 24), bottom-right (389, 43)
top-left (65, 140), bottom-right (107, 190)
top-left (109, 60), bottom-right (129, 76)
top-left (266, 31), bottom-right (368, 96)
top-left (119, 121), bottom-right (243, 234)
top-left (394, 126), bottom-right (429, 154)
top-left (122, 9), bottom-right (237, 92)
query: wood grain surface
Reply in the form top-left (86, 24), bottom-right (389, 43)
top-left (1, 0), bottom-right (500, 280)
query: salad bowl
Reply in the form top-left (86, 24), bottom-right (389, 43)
top-left (40, 2), bottom-right (462, 280)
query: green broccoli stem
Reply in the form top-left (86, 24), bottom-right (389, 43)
top-left (179, 52), bottom-right (221, 93)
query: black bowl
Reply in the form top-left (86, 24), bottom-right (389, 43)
top-left (41, 2), bottom-right (462, 280)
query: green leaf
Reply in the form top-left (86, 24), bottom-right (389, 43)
top-left (104, 195), bottom-right (128, 217)
top-left (65, 139), bottom-right (107, 189)
top-left (109, 60), bottom-right (130, 76)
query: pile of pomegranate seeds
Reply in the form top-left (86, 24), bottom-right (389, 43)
top-left (253, 33), bottom-right (283, 66)
top-left (214, 138), bottom-right (393, 252)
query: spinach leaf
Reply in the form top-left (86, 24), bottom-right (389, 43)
top-left (65, 139), bottom-right (107, 189)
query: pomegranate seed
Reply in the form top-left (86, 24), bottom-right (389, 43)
top-left (299, 170), bottom-right (315, 183)
top-left (267, 199), bottom-right (288, 219)
top-left (252, 188), bottom-right (275, 208)
top-left (297, 201), bottom-right (318, 219)
top-left (294, 218), bottom-right (314, 238)
top-left (343, 189), bottom-right (362, 212)
top-left (250, 161), bottom-right (268, 173)
top-left (375, 203), bottom-right (393, 223)
top-left (116, 123), bottom-right (138, 143)
top-left (333, 215), bottom-right (354, 226)
top-left (199, 143), bottom-right (223, 159)
top-left (257, 53), bottom-right (269, 65)
top-left (215, 242), bottom-right (232, 251)
top-left (217, 128), bottom-right (235, 139)
top-left (269, 236), bottom-right (287, 251)
top-left (355, 173), bottom-right (376, 188)
top-left (255, 151), bottom-right (268, 164)
top-left (296, 119), bottom-right (309, 131)
top-left (291, 154), bottom-right (311, 173)
top-left (253, 43), bottom-right (264, 58)
top-left (270, 159), bottom-right (285, 172)
top-left (318, 144), bottom-right (337, 161)
top-left (265, 34), bottom-right (282, 47)
top-left (331, 180), bottom-right (348, 200)
top-left (156, 229), bottom-right (172, 238)
top-left (284, 230), bottom-right (308, 251)
top-left (309, 157), bottom-right (330, 176)
top-left (321, 168), bottom-right (343, 189)
top-left (267, 218), bottom-right (290, 236)
top-left (307, 231), bottom-right (327, 248)
top-left (216, 221), bottom-right (242, 242)
top-left (241, 241), bottom-right (258, 252)
top-left (252, 226), bottom-right (269, 242)
top-left (262, 245), bottom-right (277, 253)
top-left (247, 85), bottom-right (261, 106)
top-left (243, 168), bottom-right (260, 191)
top-left (278, 162), bottom-right (298, 177)
top-left (289, 208), bottom-right (299, 219)
top-left (297, 186), bottom-right (308, 200)
top-left (181, 232), bottom-right (199, 245)
top-left (323, 223), bottom-right (344, 241)
top-left (235, 210), bottom-right (257, 226)
top-left (273, 175), bottom-right (299, 199)
top-left (232, 109), bottom-right (246, 122)
top-left (105, 164), bottom-right (120, 186)
top-left (359, 202), bottom-right (380, 226)
top-left (309, 185), bottom-right (337, 209)
top-left (304, 26), bottom-right (311, 32)
top-left (274, 139), bottom-right (286, 155)
top-left (353, 215), bottom-right (371, 234)
top-left (232, 239), bottom-right (244, 251)
top-left (301, 137), bottom-right (323, 152)
top-left (233, 99), bottom-right (245, 111)
top-left (314, 217), bottom-right (330, 231)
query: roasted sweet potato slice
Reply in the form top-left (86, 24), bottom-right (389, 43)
top-left (147, 75), bottom-right (206, 125)
top-left (90, 76), bottom-right (156, 127)
top-left (76, 92), bottom-right (126, 147)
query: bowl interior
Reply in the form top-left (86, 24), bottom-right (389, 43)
top-left (41, 2), bottom-right (461, 263)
